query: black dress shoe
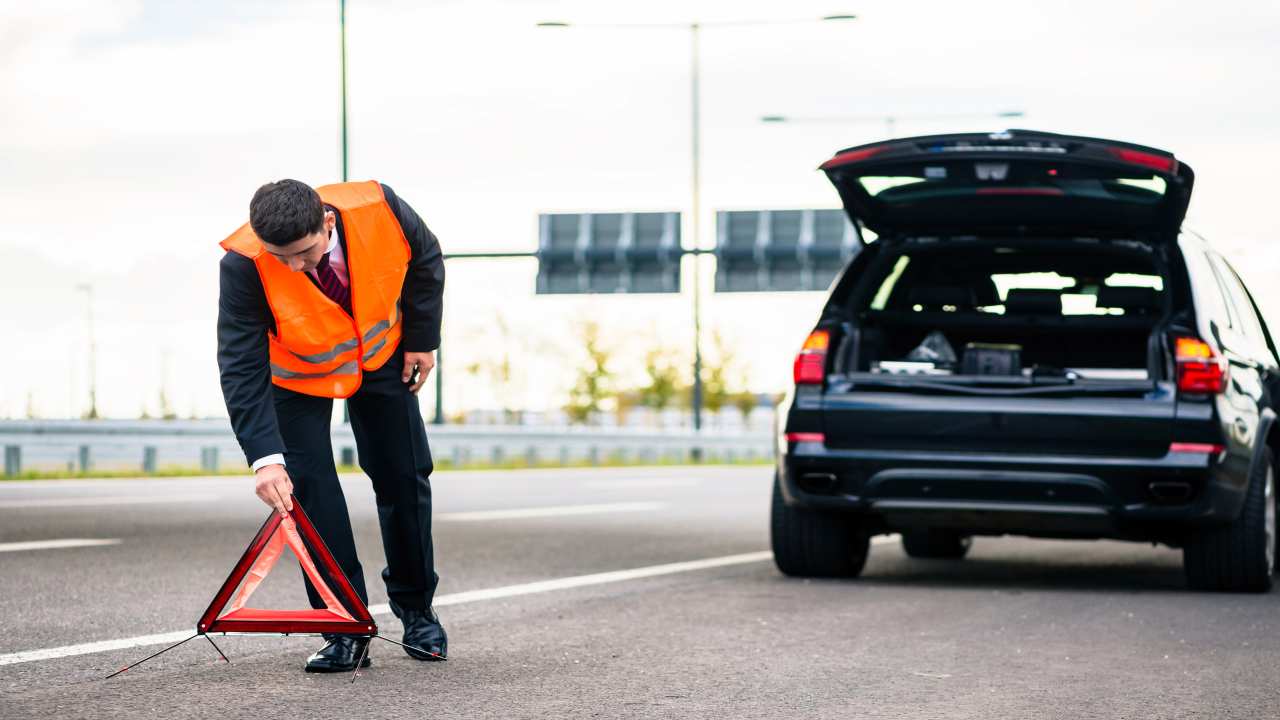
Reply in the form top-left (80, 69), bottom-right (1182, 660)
top-left (304, 635), bottom-right (371, 673)
top-left (395, 605), bottom-right (447, 661)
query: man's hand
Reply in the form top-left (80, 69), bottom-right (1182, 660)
top-left (254, 463), bottom-right (294, 516)
top-left (403, 351), bottom-right (435, 395)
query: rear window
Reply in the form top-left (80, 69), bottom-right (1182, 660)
top-left (856, 161), bottom-right (1168, 206)
top-left (863, 243), bottom-right (1165, 317)
top-left (990, 272), bottom-right (1164, 316)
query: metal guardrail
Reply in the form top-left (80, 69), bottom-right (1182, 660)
top-left (0, 420), bottom-right (774, 475)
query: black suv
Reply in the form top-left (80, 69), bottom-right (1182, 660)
top-left (772, 130), bottom-right (1279, 592)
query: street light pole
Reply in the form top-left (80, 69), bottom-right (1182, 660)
top-left (339, 0), bottom-right (349, 183)
top-left (338, 0), bottom-right (358, 426)
top-left (689, 22), bottom-right (704, 437)
top-left (434, 343), bottom-right (444, 424)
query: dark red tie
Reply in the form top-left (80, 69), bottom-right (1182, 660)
top-left (315, 253), bottom-right (351, 314)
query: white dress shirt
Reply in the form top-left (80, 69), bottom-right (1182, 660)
top-left (308, 226), bottom-right (348, 286)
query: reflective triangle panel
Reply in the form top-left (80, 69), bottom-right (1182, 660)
top-left (197, 498), bottom-right (376, 636)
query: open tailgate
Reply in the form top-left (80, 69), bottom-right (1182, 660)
top-left (821, 129), bottom-right (1194, 238)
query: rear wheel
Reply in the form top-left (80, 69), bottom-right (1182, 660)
top-left (901, 529), bottom-right (972, 559)
top-left (1184, 450), bottom-right (1275, 593)
top-left (771, 474), bottom-right (869, 578)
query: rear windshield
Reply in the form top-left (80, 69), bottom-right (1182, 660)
top-left (864, 242), bottom-right (1165, 317)
top-left (857, 160), bottom-right (1168, 206)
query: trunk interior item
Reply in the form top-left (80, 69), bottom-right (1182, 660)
top-left (904, 330), bottom-right (958, 366)
top-left (873, 360), bottom-right (951, 375)
top-left (961, 343), bottom-right (1022, 376)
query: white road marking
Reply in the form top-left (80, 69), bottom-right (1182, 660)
top-left (583, 479), bottom-right (701, 490)
top-left (0, 630), bottom-right (199, 668)
top-left (0, 479), bottom-right (236, 490)
top-left (436, 502), bottom-right (665, 522)
top-left (0, 548), bottom-right (766, 667)
top-left (0, 538), bottom-right (121, 553)
top-left (0, 534), bottom-right (903, 667)
top-left (369, 550), bottom-right (772, 613)
top-left (0, 494), bottom-right (220, 509)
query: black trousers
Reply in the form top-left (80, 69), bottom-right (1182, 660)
top-left (273, 348), bottom-right (438, 614)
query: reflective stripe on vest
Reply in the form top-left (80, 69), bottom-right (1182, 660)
top-left (286, 337), bottom-right (360, 365)
top-left (282, 301), bottom-right (400, 365)
top-left (361, 300), bottom-right (400, 345)
top-left (271, 360), bottom-right (360, 380)
top-left (360, 301), bottom-right (400, 362)
top-left (362, 335), bottom-right (389, 363)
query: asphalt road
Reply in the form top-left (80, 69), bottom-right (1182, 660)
top-left (2, 465), bottom-right (1279, 719)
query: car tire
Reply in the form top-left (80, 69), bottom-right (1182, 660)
top-left (901, 529), bottom-right (972, 559)
top-left (1184, 449), bottom-right (1276, 593)
top-left (771, 473), bottom-right (869, 578)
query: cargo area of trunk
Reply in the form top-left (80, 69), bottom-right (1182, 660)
top-left (846, 310), bottom-right (1157, 375)
top-left (819, 236), bottom-right (1180, 457)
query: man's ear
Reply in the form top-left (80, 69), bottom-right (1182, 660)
top-left (324, 210), bottom-right (336, 233)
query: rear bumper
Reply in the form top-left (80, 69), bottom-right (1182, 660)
top-left (779, 443), bottom-right (1249, 540)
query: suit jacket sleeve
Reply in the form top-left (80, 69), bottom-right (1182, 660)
top-left (217, 251), bottom-right (286, 466)
top-left (383, 183), bottom-right (445, 352)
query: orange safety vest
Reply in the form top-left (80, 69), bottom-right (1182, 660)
top-left (220, 181), bottom-right (410, 398)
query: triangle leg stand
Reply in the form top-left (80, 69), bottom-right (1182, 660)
top-left (373, 633), bottom-right (446, 661)
top-left (105, 634), bottom-right (201, 680)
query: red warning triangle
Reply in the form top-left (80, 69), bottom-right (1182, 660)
top-left (197, 497), bottom-right (377, 636)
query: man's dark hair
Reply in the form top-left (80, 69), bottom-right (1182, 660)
top-left (249, 179), bottom-right (324, 247)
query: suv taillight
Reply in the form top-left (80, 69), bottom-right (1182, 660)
top-left (793, 330), bottom-right (830, 385)
top-left (1175, 336), bottom-right (1227, 394)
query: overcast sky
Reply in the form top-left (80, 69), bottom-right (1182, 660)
top-left (3, 0), bottom-right (1278, 419)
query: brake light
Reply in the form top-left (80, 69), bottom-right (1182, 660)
top-left (1107, 147), bottom-right (1177, 173)
top-left (819, 145), bottom-right (886, 170)
top-left (1169, 442), bottom-right (1226, 454)
top-left (784, 432), bottom-right (826, 444)
top-left (793, 330), bottom-right (830, 385)
top-left (1175, 336), bottom-right (1227, 394)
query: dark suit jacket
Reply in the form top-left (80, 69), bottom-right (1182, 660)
top-left (217, 183), bottom-right (445, 465)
